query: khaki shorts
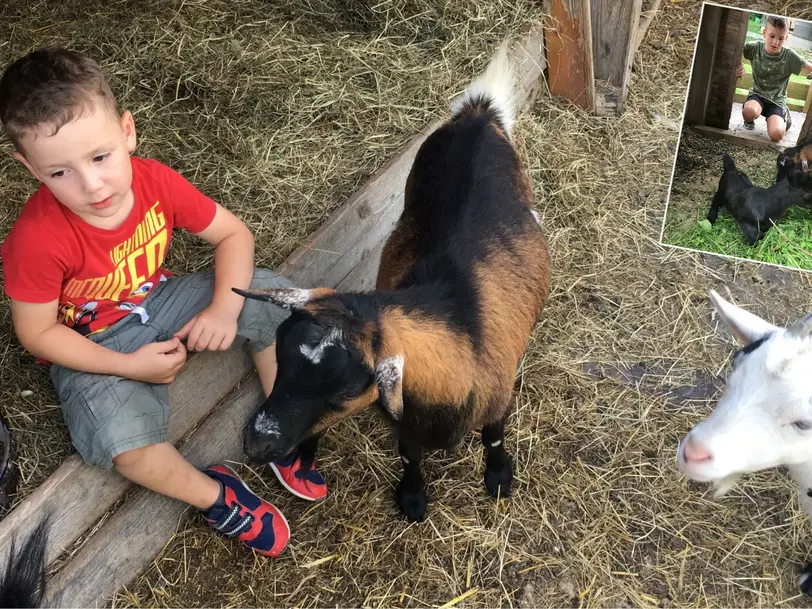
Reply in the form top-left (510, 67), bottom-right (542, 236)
top-left (50, 268), bottom-right (292, 469)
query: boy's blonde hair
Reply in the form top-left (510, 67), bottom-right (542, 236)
top-left (0, 47), bottom-right (119, 153)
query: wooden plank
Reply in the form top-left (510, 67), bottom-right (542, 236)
top-left (0, 348), bottom-right (253, 576)
top-left (685, 4), bottom-right (723, 126)
top-left (634, 0), bottom-right (663, 52)
top-left (705, 7), bottom-right (749, 129)
top-left (799, 106), bottom-right (812, 143)
top-left (591, 0), bottom-right (643, 114)
top-left (45, 377), bottom-right (267, 608)
top-left (693, 124), bottom-right (790, 152)
top-left (803, 77), bottom-right (812, 113)
top-left (545, 0), bottom-right (596, 112)
top-left (43, 27), bottom-right (551, 607)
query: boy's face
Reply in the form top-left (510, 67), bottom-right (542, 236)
top-left (13, 97), bottom-right (137, 225)
top-left (762, 24), bottom-right (788, 54)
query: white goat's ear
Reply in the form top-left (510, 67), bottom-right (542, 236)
top-left (375, 355), bottom-right (404, 421)
top-left (709, 290), bottom-right (781, 344)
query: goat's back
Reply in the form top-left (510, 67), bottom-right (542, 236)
top-left (378, 111), bottom-right (550, 429)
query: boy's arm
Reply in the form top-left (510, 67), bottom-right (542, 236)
top-left (12, 299), bottom-right (186, 383)
top-left (174, 204), bottom-right (255, 351)
top-left (195, 203), bottom-right (255, 318)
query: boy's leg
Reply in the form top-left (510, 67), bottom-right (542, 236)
top-left (50, 357), bottom-right (291, 557)
top-left (145, 267), bottom-right (328, 501)
top-left (742, 94), bottom-right (763, 129)
top-left (112, 442), bottom-right (220, 509)
top-left (766, 114), bottom-right (787, 142)
top-left (764, 101), bottom-right (789, 142)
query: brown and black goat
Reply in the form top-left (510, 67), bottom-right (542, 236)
top-left (777, 137), bottom-right (812, 194)
top-left (234, 42), bottom-right (551, 522)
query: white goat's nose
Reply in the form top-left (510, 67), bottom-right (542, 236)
top-left (683, 435), bottom-right (712, 463)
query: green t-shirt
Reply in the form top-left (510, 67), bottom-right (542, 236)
top-left (743, 40), bottom-right (806, 106)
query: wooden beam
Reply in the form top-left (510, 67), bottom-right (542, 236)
top-left (37, 27), bottom-right (551, 607)
top-left (545, 0), bottom-right (596, 112)
top-left (704, 7), bottom-right (749, 130)
top-left (693, 124), bottom-right (789, 152)
top-left (799, 102), bottom-right (812, 143)
top-left (685, 4), bottom-right (723, 126)
top-left (591, 0), bottom-right (643, 115)
top-left (634, 0), bottom-right (663, 52)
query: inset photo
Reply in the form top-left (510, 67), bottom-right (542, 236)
top-left (661, 3), bottom-right (812, 272)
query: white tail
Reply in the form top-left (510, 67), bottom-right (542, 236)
top-left (450, 39), bottom-right (517, 139)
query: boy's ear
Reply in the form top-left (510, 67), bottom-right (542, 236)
top-left (120, 110), bottom-right (137, 153)
top-left (11, 151), bottom-right (42, 182)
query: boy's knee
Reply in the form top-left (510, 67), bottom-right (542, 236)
top-left (742, 104), bottom-right (760, 121)
top-left (768, 127), bottom-right (785, 142)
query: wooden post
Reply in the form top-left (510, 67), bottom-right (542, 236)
top-left (591, 0), bottom-right (643, 114)
top-left (545, 0), bottom-right (596, 112)
top-left (685, 4), bottom-right (723, 126)
top-left (798, 107), bottom-right (812, 143)
top-left (704, 6), bottom-right (749, 129)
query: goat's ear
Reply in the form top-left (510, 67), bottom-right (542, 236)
top-left (709, 290), bottom-right (781, 344)
top-left (233, 287), bottom-right (337, 314)
top-left (375, 355), bottom-right (404, 421)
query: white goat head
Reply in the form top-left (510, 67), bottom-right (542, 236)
top-left (677, 290), bottom-right (812, 498)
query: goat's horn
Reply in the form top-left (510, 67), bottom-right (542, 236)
top-left (788, 313), bottom-right (812, 338)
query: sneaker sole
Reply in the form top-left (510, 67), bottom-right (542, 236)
top-left (213, 464), bottom-right (291, 556)
top-left (269, 462), bottom-right (327, 502)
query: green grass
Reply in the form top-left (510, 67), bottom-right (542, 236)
top-left (663, 128), bottom-right (812, 271)
top-left (671, 208), bottom-right (812, 269)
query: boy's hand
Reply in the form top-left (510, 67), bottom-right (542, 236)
top-left (174, 305), bottom-right (239, 352)
top-left (125, 337), bottom-right (187, 384)
top-left (736, 60), bottom-right (744, 79)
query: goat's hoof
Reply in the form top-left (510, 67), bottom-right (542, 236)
top-left (396, 480), bottom-right (427, 522)
top-left (484, 454), bottom-right (513, 498)
top-left (800, 563), bottom-right (812, 596)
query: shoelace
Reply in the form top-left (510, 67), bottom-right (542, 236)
top-left (210, 503), bottom-right (255, 537)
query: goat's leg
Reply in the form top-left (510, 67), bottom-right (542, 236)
top-left (296, 433), bottom-right (321, 473)
top-left (707, 190), bottom-right (723, 224)
top-left (395, 434), bottom-right (427, 522)
top-left (482, 416), bottom-right (513, 498)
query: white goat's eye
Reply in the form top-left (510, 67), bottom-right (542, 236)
top-left (792, 420), bottom-right (812, 431)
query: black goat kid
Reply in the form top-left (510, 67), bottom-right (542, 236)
top-left (708, 153), bottom-right (812, 245)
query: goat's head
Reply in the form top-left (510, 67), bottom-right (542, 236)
top-left (233, 287), bottom-right (404, 462)
top-left (677, 290), bottom-right (812, 496)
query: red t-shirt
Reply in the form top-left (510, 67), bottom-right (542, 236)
top-left (1, 156), bottom-right (217, 338)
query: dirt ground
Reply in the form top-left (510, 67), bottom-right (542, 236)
top-left (1, 0), bottom-right (812, 608)
top-left (662, 127), bottom-right (812, 271)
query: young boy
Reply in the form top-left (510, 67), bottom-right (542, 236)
top-left (737, 15), bottom-right (812, 142)
top-left (0, 48), bottom-right (327, 557)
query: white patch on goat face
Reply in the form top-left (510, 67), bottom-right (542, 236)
top-left (254, 411), bottom-right (280, 438)
top-left (678, 331), bottom-right (812, 484)
top-left (300, 327), bottom-right (343, 363)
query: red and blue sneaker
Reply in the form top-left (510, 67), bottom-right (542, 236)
top-left (200, 464), bottom-right (290, 557)
top-left (270, 452), bottom-right (328, 502)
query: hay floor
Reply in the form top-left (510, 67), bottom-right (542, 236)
top-left (661, 127), bottom-right (812, 272)
top-left (1, 0), bottom-right (812, 607)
